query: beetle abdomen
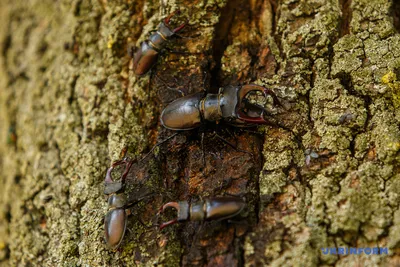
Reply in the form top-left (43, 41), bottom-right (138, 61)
top-left (104, 209), bottom-right (127, 250)
top-left (160, 93), bottom-right (203, 130)
top-left (205, 197), bottom-right (245, 221)
top-left (132, 41), bottom-right (159, 76)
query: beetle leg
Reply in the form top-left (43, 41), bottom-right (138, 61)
top-left (158, 202), bottom-right (181, 230)
top-left (124, 194), bottom-right (158, 230)
top-left (125, 192), bottom-right (156, 209)
top-left (154, 74), bottom-right (185, 97)
top-left (173, 32), bottom-right (201, 39)
top-left (140, 132), bottom-right (179, 162)
top-left (127, 43), bottom-right (137, 58)
top-left (213, 132), bottom-right (254, 159)
top-left (201, 132), bottom-right (206, 169)
top-left (147, 29), bottom-right (157, 37)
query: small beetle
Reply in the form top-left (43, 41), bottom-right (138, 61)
top-left (104, 158), bottom-right (133, 250)
top-left (130, 11), bottom-right (186, 76)
top-left (158, 197), bottom-right (246, 229)
top-left (160, 84), bottom-right (281, 130)
top-left (104, 158), bottom-right (153, 250)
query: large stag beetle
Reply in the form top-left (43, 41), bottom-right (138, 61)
top-left (160, 84), bottom-right (281, 130)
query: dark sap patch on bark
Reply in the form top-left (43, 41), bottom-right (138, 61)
top-left (391, 0), bottom-right (400, 33)
top-left (336, 71), bottom-right (355, 95)
top-left (210, 0), bottom-right (238, 91)
top-left (269, 0), bottom-right (278, 34)
top-left (1, 34), bottom-right (11, 60)
top-left (339, 0), bottom-right (352, 37)
top-left (14, 175), bottom-right (21, 185)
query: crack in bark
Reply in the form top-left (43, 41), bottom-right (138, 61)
top-left (391, 0), bottom-right (400, 33)
top-left (210, 0), bottom-right (237, 91)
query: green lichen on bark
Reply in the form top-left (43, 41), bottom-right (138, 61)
top-left (0, 0), bottom-right (232, 265)
top-left (1, 0), bottom-right (400, 266)
top-left (244, 0), bottom-right (400, 265)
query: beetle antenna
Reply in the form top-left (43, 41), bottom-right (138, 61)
top-left (140, 132), bottom-right (179, 163)
top-left (213, 132), bottom-right (254, 160)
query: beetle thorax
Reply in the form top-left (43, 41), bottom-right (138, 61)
top-left (200, 93), bottom-right (222, 122)
top-left (107, 193), bottom-right (127, 210)
top-left (148, 22), bottom-right (175, 51)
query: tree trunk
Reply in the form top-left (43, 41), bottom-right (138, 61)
top-left (0, 0), bottom-right (399, 266)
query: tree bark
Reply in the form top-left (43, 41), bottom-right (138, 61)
top-left (0, 0), bottom-right (399, 266)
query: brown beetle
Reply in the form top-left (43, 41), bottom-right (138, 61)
top-left (104, 157), bottom-right (153, 250)
top-left (160, 84), bottom-right (281, 130)
top-left (103, 158), bottom-right (133, 250)
top-left (130, 11), bottom-right (186, 76)
top-left (158, 197), bottom-right (246, 229)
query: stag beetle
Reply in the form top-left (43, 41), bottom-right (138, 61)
top-left (160, 84), bottom-right (280, 130)
top-left (158, 197), bottom-right (245, 229)
top-left (104, 158), bottom-right (133, 250)
top-left (104, 157), bottom-right (154, 250)
top-left (130, 11), bottom-right (186, 76)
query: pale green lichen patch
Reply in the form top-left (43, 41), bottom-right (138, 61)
top-left (331, 35), bottom-right (364, 77)
top-left (220, 41), bottom-right (252, 79)
top-left (269, 233), bottom-right (319, 267)
top-left (327, 162), bottom-right (391, 239)
top-left (336, 252), bottom-right (385, 267)
top-left (332, 22), bottom-right (400, 96)
top-left (308, 174), bottom-right (340, 225)
top-left (310, 78), bottom-right (367, 152)
top-left (261, 128), bottom-right (298, 171)
top-left (350, 0), bottom-right (395, 38)
top-left (385, 174), bottom-right (400, 209)
top-left (282, 1), bottom-right (341, 60)
top-left (368, 101), bottom-right (400, 164)
top-left (247, 0), bottom-right (400, 264)
top-left (259, 170), bottom-right (287, 196)
top-left (279, 57), bottom-right (313, 95)
top-left (313, 58), bottom-right (330, 80)
top-left (307, 163), bottom-right (394, 264)
top-left (316, 125), bottom-right (353, 152)
top-left (312, 79), bottom-right (367, 130)
top-left (388, 207), bottom-right (400, 249)
top-left (382, 70), bottom-right (400, 108)
top-left (191, 0), bottom-right (228, 26)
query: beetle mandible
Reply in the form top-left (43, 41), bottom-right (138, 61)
top-left (130, 11), bottom-right (186, 76)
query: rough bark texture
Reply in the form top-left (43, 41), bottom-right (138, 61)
top-left (0, 0), bottom-right (399, 266)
